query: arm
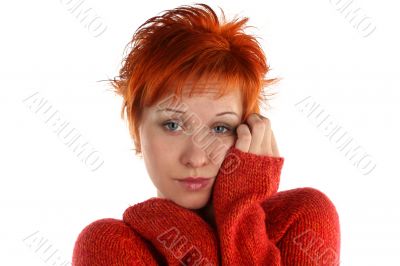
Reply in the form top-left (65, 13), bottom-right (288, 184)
top-left (72, 218), bottom-right (158, 266)
top-left (123, 198), bottom-right (219, 266)
top-left (213, 145), bottom-right (285, 266)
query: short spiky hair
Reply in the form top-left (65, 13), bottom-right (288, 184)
top-left (110, 3), bottom-right (278, 156)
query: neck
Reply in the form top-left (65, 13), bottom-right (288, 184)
top-left (194, 199), bottom-right (216, 230)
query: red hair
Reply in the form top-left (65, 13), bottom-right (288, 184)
top-left (110, 3), bottom-right (279, 156)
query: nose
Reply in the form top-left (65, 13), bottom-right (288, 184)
top-left (180, 136), bottom-right (210, 168)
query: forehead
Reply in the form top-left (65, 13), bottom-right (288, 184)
top-left (154, 88), bottom-right (242, 114)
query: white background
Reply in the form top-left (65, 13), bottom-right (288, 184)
top-left (1, 0), bottom-right (399, 265)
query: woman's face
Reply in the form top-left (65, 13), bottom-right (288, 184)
top-left (138, 85), bottom-right (243, 209)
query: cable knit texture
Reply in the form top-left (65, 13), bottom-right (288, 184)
top-left (72, 146), bottom-right (341, 265)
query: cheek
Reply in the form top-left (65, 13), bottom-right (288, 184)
top-left (150, 134), bottom-right (182, 153)
top-left (141, 125), bottom-right (174, 152)
top-left (142, 139), bottom-right (173, 185)
top-left (143, 135), bottom-right (180, 168)
top-left (204, 137), bottom-right (237, 168)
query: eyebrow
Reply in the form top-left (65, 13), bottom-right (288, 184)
top-left (157, 108), bottom-right (239, 117)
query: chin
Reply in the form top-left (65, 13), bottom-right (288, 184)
top-left (174, 195), bottom-right (210, 210)
top-left (157, 188), bottom-right (212, 210)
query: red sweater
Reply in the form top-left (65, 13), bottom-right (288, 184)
top-left (72, 146), bottom-right (341, 265)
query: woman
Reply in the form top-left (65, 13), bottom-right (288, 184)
top-left (72, 3), bottom-right (341, 265)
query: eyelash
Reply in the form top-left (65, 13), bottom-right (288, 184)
top-left (162, 120), bottom-right (235, 135)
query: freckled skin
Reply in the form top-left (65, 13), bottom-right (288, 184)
top-left (138, 85), bottom-right (243, 212)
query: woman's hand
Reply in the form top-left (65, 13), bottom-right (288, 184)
top-left (235, 113), bottom-right (280, 157)
top-left (212, 113), bottom-right (285, 265)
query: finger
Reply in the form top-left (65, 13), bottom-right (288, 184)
top-left (271, 129), bottom-right (280, 157)
top-left (259, 117), bottom-right (273, 156)
top-left (247, 114), bottom-right (266, 155)
top-left (235, 124), bottom-right (252, 152)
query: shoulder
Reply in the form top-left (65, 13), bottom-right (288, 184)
top-left (74, 218), bottom-right (139, 243)
top-left (72, 218), bottom-right (157, 265)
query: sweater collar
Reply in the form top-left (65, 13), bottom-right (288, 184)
top-left (123, 197), bottom-right (219, 264)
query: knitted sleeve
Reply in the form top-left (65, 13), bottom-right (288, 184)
top-left (123, 198), bottom-right (220, 265)
top-left (72, 218), bottom-right (158, 266)
top-left (213, 146), bottom-right (285, 266)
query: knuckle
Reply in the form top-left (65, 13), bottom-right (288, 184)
top-left (241, 135), bottom-right (252, 143)
top-left (253, 120), bottom-right (266, 129)
top-left (259, 115), bottom-right (270, 125)
top-left (238, 133), bottom-right (251, 140)
top-left (261, 118), bottom-right (271, 129)
top-left (238, 125), bottom-right (252, 138)
top-left (237, 124), bottom-right (248, 133)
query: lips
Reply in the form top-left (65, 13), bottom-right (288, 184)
top-left (178, 177), bottom-right (213, 181)
top-left (176, 177), bottom-right (214, 191)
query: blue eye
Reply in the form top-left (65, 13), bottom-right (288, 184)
top-left (213, 125), bottom-right (229, 134)
top-left (162, 120), bottom-right (233, 135)
top-left (163, 121), bottom-right (183, 131)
